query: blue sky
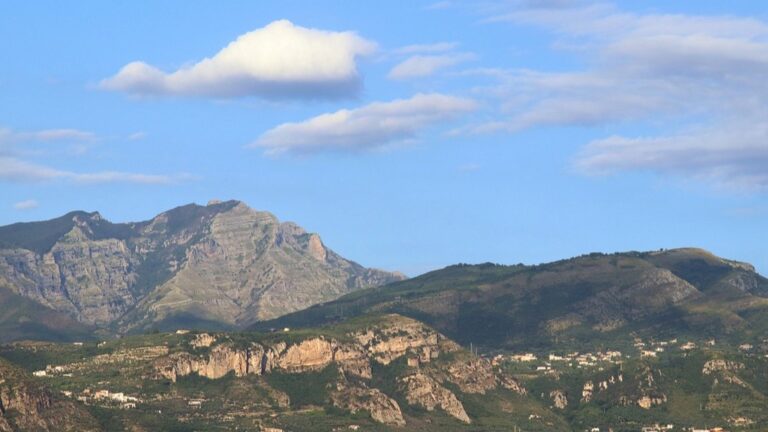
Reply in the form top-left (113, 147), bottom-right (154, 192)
top-left (1, 1), bottom-right (767, 276)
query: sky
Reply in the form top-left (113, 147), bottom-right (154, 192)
top-left (1, 0), bottom-right (767, 276)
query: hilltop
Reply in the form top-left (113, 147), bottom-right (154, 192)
top-left (257, 248), bottom-right (768, 351)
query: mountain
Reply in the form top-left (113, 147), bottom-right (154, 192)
top-left (0, 200), bottom-right (404, 340)
top-left (257, 248), bottom-right (768, 351)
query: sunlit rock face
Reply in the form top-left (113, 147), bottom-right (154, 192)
top-left (0, 200), bottom-right (405, 331)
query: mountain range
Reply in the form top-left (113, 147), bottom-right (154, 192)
top-left (1, 205), bottom-right (768, 430)
top-left (0, 200), bottom-right (404, 340)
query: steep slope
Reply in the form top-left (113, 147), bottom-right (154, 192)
top-left (0, 286), bottom-right (95, 343)
top-left (0, 358), bottom-right (100, 431)
top-left (258, 248), bottom-right (768, 351)
top-left (0, 200), bottom-right (404, 337)
top-left (119, 201), bottom-right (404, 332)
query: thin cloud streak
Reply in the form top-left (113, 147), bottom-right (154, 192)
top-left (389, 53), bottom-right (475, 79)
top-left (0, 156), bottom-right (189, 185)
top-left (13, 199), bottom-right (39, 210)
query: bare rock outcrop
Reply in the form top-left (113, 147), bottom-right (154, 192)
top-left (550, 390), bottom-right (568, 409)
top-left (191, 333), bottom-right (216, 348)
top-left (445, 358), bottom-right (497, 394)
top-left (637, 394), bottom-right (667, 409)
top-left (277, 338), bottom-right (335, 372)
top-left (331, 383), bottom-right (405, 426)
top-left (399, 373), bottom-right (471, 424)
top-left (353, 315), bottom-right (456, 365)
top-left (581, 381), bottom-right (594, 403)
top-left (156, 343), bottom-right (249, 381)
top-left (702, 359), bottom-right (745, 375)
top-left (498, 374), bottom-right (527, 395)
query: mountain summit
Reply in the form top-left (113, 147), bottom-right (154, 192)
top-left (0, 200), bottom-right (404, 339)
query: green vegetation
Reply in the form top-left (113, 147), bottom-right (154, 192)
top-left (264, 365), bottom-right (338, 408)
top-left (259, 248), bottom-right (768, 353)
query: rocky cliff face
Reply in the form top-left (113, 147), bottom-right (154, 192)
top-left (155, 315), bottom-right (456, 383)
top-left (331, 383), bottom-right (405, 426)
top-left (0, 219), bottom-right (138, 325)
top-left (151, 314), bottom-right (515, 426)
top-left (399, 372), bottom-right (471, 423)
top-left (0, 201), bottom-right (404, 334)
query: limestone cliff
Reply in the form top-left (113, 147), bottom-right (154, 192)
top-left (155, 315), bottom-right (455, 383)
top-left (151, 314), bottom-right (500, 426)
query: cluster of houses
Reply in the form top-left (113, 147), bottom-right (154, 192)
top-left (499, 349), bottom-right (624, 371)
top-left (61, 388), bottom-right (141, 410)
top-left (586, 426), bottom-right (728, 432)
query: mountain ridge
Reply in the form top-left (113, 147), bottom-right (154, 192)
top-left (256, 247), bottom-right (768, 351)
top-left (0, 200), bottom-right (405, 340)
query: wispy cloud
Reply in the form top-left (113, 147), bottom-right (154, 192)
top-left (0, 127), bottom-right (96, 145)
top-left (0, 156), bottom-right (188, 185)
top-left (13, 199), bottom-right (39, 210)
top-left (100, 20), bottom-right (376, 99)
top-left (251, 93), bottom-right (477, 155)
top-left (127, 131), bottom-right (147, 141)
top-left (389, 53), bottom-right (475, 80)
top-left (394, 42), bottom-right (458, 55)
top-left (476, 2), bottom-right (768, 190)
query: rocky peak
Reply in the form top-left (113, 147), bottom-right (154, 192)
top-left (0, 200), bottom-right (405, 335)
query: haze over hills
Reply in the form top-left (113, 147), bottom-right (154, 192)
top-left (0, 200), bottom-right (405, 340)
top-left (260, 248), bottom-right (768, 351)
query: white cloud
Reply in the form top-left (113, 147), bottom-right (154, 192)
top-left (252, 93), bottom-right (477, 155)
top-left (13, 199), bottom-right (39, 210)
top-left (477, 3), bottom-right (768, 190)
top-left (394, 42), bottom-right (458, 54)
top-left (100, 20), bottom-right (376, 99)
top-left (389, 53), bottom-right (475, 79)
top-left (0, 127), bottom-right (96, 144)
top-left (0, 156), bottom-right (186, 185)
top-left (576, 122), bottom-right (768, 190)
top-left (127, 131), bottom-right (147, 141)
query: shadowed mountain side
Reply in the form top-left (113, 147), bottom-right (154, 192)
top-left (0, 286), bottom-right (95, 343)
top-left (255, 248), bottom-right (768, 351)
